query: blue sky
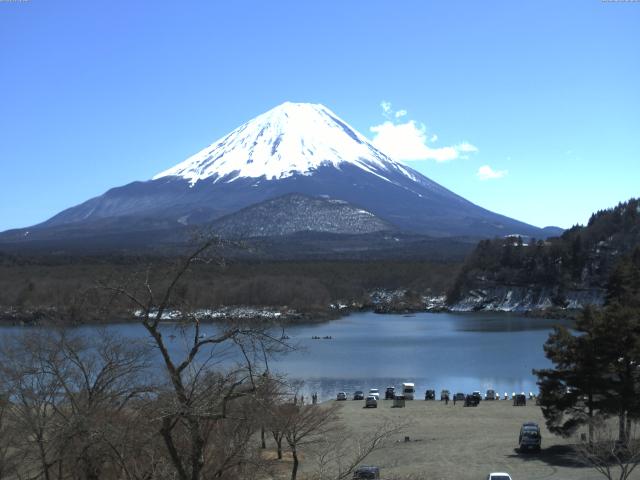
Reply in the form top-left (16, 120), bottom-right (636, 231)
top-left (0, 0), bottom-right (638, 231)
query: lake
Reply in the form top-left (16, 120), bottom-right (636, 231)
top-left (272, 311), bottom-right (569, 401)
top-left (0, 311), bottom-right (570, 402)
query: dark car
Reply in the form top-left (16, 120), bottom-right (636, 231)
top-left (519, 422), bottom-right (541, 451)
top-left (384, 387), bottom-right (395, 400)
top-left (353, 391), bottom-right (364, 400)
top-left (454, 392), bottom-right (466, 402)
top-left (440, 389), bottom-right (450, 401)
top-left (353, 466), bottom-right (380, 479)
top-left (471, 391), bottom-right (482, 403)
top-left (513, 393), bottom-right (526, 406)
top-left (464, 394), bottom-right (480, 407)
top-left (424, 389), bottom-right (436, 400)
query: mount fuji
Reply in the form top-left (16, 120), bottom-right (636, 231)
top-left (0, 102), bottom-right (559, 253)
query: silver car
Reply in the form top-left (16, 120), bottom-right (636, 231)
top-left (365, 395), bottom-right (378, 408)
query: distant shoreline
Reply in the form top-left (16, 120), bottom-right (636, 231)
top-left (0, 300), bottom-right (580, 327)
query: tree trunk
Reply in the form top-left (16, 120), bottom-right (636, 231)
top-left (37, 437), bottom-right (51, 480)
top-left (189, 418), bottom-right (205, 480)
top-left (619, 411), bottom-right (627, 444)
top-left (272, 431), bottom-right (283, 460)
top-left (290, 448), bottom-right (299, 480)
top-left (588, 395), bottom-right (594, 444)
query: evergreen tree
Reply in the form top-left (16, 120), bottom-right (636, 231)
top-left (536, 250), bottom-right (640, 443)
top-left (535, 306), bottom-right (607, 440)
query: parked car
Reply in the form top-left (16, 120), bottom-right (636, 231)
top-left (368, 388), bottom-right (380, 400)
top-left (472, 391), bottom-right (482, 403)
top-left (513, 393), bottom-right (526, 406)
top-left (365, 395), bottom-right (378, 408)
top-left (353, 465), bottom-right (380, 479)
top-left (464, 394), bottom-right (480, 407)
top-left (337, 392), bottom-right (347, 401)
top-left (353, 391), bottom-right (364, 400)
top-left (454, 392), bottom-right (466, 402)
top-left (485, 389), bottom-right (496, 400)
top-left (440, 389), bottom-right (450, 401)
top-left (384, 387), bottom-right (395, 400)
top-left (519, 422), bottom-right (541, 452)
top-left (402, 382), bottom-right (415, 400)
top-left (424, 389), bottom-right (436, 400)
top-left (486, 473), bottom-right (512, 480)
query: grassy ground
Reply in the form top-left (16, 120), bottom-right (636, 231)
top-left (305, 398), bottom-right (636, 480)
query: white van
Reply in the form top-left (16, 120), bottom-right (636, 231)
top-left (402, 382), bottom-right (415, 400)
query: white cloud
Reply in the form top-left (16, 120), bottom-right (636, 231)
top-left (477, 165), bottom-right (508, 180)
top-left (370, 120), bottom-right (478, 162)
top-left (369, 101), bottom-right (478, 163)
top-left (458, 142), bottom-right (478, 153)
top-left (380, 101), bottom-right (392, 118)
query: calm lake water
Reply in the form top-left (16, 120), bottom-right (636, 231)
top-left (272, 311), bottom-right (571, 401)
top-left (0, 311), bottom-right (570, 402)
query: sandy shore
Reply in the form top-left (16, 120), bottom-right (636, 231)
top-left (313, 398), bottom-right (636, 480)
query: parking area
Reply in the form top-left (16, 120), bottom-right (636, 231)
top-left (321, 398), bottom-right (629, 480)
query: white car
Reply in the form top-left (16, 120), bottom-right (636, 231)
top-left (368, 388), bottom-right (380, 400)
top-left (487, 473), bottom-right (512, 480)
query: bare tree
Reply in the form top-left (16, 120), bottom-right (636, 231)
top-left (101, 401), bottom-right (171, 480)
top-left (277, 403), bottom-right (340, 480)
top-left (268, 404), bottom-right (287, 460)
top-left (309, 420), bottom-right (407, 480)
top-left (573, 417), bottom-right (640, 480)
top-left (0, 329), bottom-right (153, 480)
top-left (104, 238), bottom-right (290, 480)
top-left (0, 331), bottom-right (68, 480)
top-left (0, 392), bottom-right (17, 479)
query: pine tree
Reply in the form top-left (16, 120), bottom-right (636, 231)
top-left (536, 250), bottom-right (640, 443)
top-left (535, 306), bottom-right (607, 440)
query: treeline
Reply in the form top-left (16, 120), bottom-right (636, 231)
top-left (449, 198), bottom-right (640, 303)
top-left (0, 257), bottom-right (460, 322)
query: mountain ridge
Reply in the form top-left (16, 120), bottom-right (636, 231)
top-left (0, 102), bottom-right (558, 252)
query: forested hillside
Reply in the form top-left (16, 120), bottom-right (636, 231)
top-left (449, 198), bottom-right (640, 312)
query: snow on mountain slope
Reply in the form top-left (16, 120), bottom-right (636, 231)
top-left (0, 101), bottom-right (554, 251)
top-left (153, 102), bottom-right (420, 185)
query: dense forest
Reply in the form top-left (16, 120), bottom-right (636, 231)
top-left (0, 253), bottom-right (460, 323)
top-left (449, 198), bottom-right (640, 308)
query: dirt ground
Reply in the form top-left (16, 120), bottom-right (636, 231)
top-left (310, 398), bottom-right (639, 480)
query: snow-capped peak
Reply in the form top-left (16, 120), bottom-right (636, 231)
top-left (153, 102), bottom-right (418, 185)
